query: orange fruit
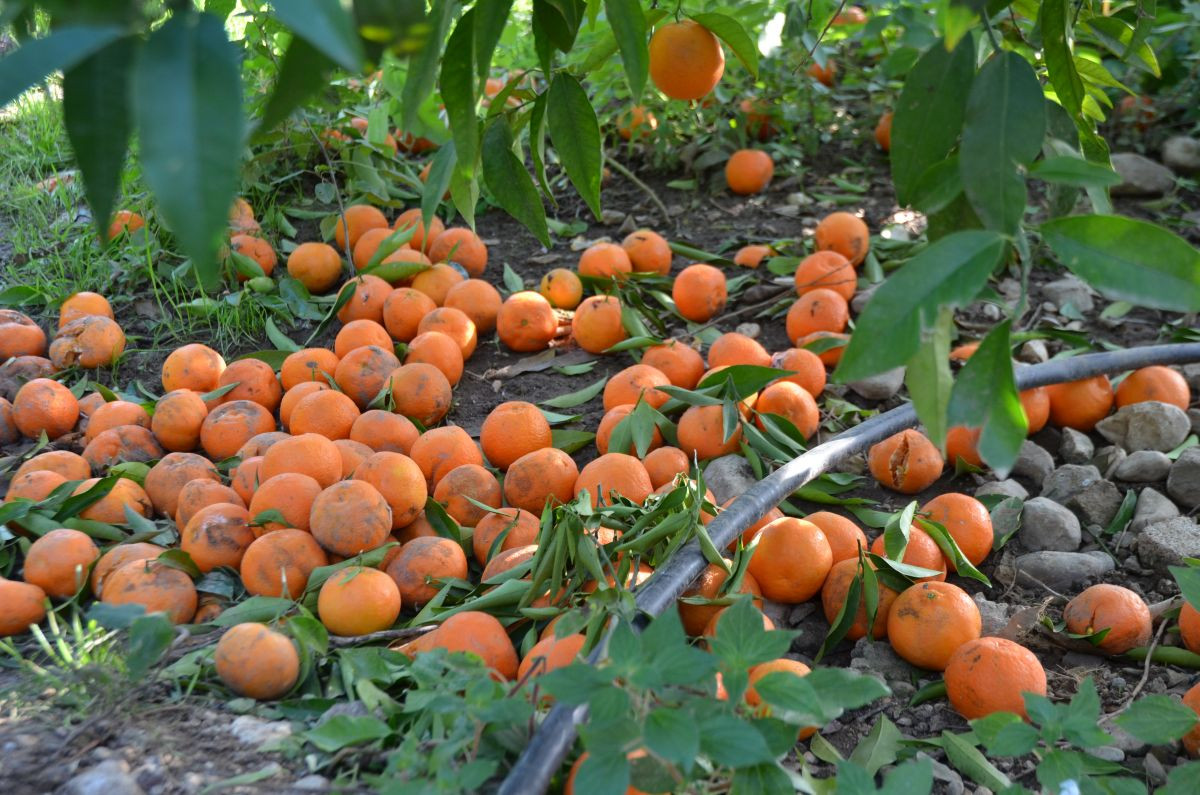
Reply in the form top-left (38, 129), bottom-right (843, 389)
top-left (805, 511), bottom-right (868, 564)
top-left (150, 389), bottom-right (209, 452)
top-left (517, 633), bottom-right (586, 682)
top-left (234, 431), bottom-right (290, 460)
top-left (334, 344), bottom-right (402, 408)
top-left (944, 637), bottom-right (1047, 720)
top-left (389, 363), bottom-right (452, 426)
top-left (1185, 683), bottom-right (1200, 757)
top-left (350, 410), bottom-right (419, 454)
top-left (921, 492), bottom-right (992, 568)
top-left (596, 404), bottom-right (664, 456)
top-left (1115, 366), bottom-right (1190, 411)
top-left (503, 447), bottom-right (579, 514)
top-left (746, 658), bottom-right (818, 738)
top-left (90, 543), bottom-right (163, 598)
top-left (99, 559), bottom-right (197, 624)
top-left (578, 242), bottom-right (632, 281)
top-left (417, 306), bottom-right (477, 360)
top-left (13, 450), bottom-right (89, 482)
top-left (143, 452), bottom-right (219, 518)
top-left (409, 426), bottom-right (482, 488)
top-left (230, 234), bottom-right (276, 279)
top-left (820, 558), bottom-right (897, 641)
top-left (747, 517), bottom-right (833, 603)
top-left (1180, 601), bottom-right (1200, 654)
top-left (603, 364), bottom-right (670, 411)
top-left (288, 389), bottom-right (360, 440)
top-left (82, 425), bottom-right (164, 473)
top-left (444, 279), bottom-right (502, 334)
top-left (797, 331), bottom-right (849, 366)
top-left (1046, 375), bottom-right (1113, 431)
top-left (351, 227), bottom-right (396, 271)
top-left (58, 292), bottom-right (114, 328)
top-left (480, 544), bottom-right (537, 583)
top-left (1020, 387), bottom-right (1050, 434)
top-left (106, 209), bottom-right (145, 240)
top-left (318, 566), bottom-right (402, 636)
top-left (814, 211), bottom-right (869, 267)
top-left (383, 286), bottom-right (438, 342)
top-left (334, 438), bottom-right (374, 479)
top-left (648, 20), bottom-right (725, 100)
top-left (678, 561), bottom-right (763, 636)
top-left (739, 97), bottom-right (776, 141)
top-left (574, 453), bottom-right (653, 506)
top-left (310, 479), bottom-right (393, 556)
top-left (83, 399), bottom-right (149, 443)
top-left (643, 446), bottom-right (690, 489)
top-left (240, 528), bottom-right (328, 598)
top-left (398, 610), bottom-right (518, 681)
top-left (564, 752), bottom-right (649, 795)
top-left (498, 291), bottom-right (559, 352)
top-left (337, 274), bottom-right (392, 324)
top-left (393, 208), bottom-right (445, 255)
top-left (616, 105), bottom-right (659, 140)
top-left (733, 244), bottom-right (774, 269)
top-left (794, 251), bottom-right (856, 301)
top-left (807, 59), bottom-right (837, 87)
top-left (944, 426), bottom-right (983, 468)
top-left (538, 268), bottom-right (584, 309)
top-left (887, 581), bottom-right (981, 671)
top-left (428, 228), bottom-right (488, 277)
top-left (280, 347), bottom-right (339, 391)
top-left (49, 315), bottom-right (126, 370)
top-left (677, 404), bottom-right (742, 460)
top-left (672, 264), bottom-right (727, 322)
top-left (433, 464), bottom-right (501, 526)
top-left (334, 318), bottom-right (393, 359)
top-left (770, 348), bottom-right (827, 397)
top-left (571, 294), bottom-right (627, 353)
top-left (480, 401), bottom-right (553, 471)
top-left (334, 204), bottom-right (389, 251)
top-left (785, 288), bottom-right (849, 343)
top-left (22, 529), bottom-right (99, 599)
top-left (622, 230), bottom-right (671, 275)
top-left (4, 470), bottom-right (66, 504)
top-left (260, 432), bottom-right (342, 489)
top-left (708, 332), bottom-right (770, 369)
top-left (229, 457), bottom-right (263, 504)
top-left (949, 342), bottom-right (980, 362)
top-left (216, 358), bottom-right (281, 413)
top-left (385, 536), bottom-right (469, 608)
top-left (410, 262), bottom-right (464, 305)
top-left (642, 340), bottom-right (706, 389)
top-left (12, 378), bottom-right (79, 440)
top-left (754, 381), bottom-right (819, 439)
top-left (867, 429), bottom-right (944, 494)
top-left (875, 111), bottom-right (893, 152)
top-left (181, 503), bottom-right (255, 572)
top-left (1062, 583), bottom-right (1152, 654)
top-left (725, 149), bottom-right (774, 195)
top-left (353, 451), bottom-right (428, 530)
top-left (472, 508), bottom-right (540, 565)
top-left (869, 526), bottom-right (947, 582)
top-left (287, 242), bottom-right (343, 293)
top-left (175, 480), bottom-right (244, 529)
top-left (214, 623), bottom-right (300, 700)
top-left (248, 472), bottom-right (322, 534)
top-left (0, 310), bottom-right (47, 360)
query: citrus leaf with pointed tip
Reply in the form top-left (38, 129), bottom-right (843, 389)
top-left (258, 36), bottom-right (333, 135)
top-left (0, 25), bottom-right (125, 107)
top-left (605, 0), bottom-right (648, 100)
top-left (947, 319), bottom-right (1026, 475)
top-left (400, 0), bottom-right (453, 130)
top-left (835, 230), bottom-right (1008, 381)
top-left (689, 12), bottom-right (758, 77)
top-left (271, 0), bottom-right (363, 72)
top-left (482, 116), bottom-right (550, 247)
top-left (134, 13), bottom-right (243, 290)
top-left (546, 73), bottom-right (602, 219)
top-left (1041, 214), bottom-right (1200, 312)
top-left (905, 307), bottom-right (953, 449)
top-left (474, 0), bottom-right (514, 78)
top-left (1039, 0), bottom-right (1084, 118)
top-left (63, 36), bottom-right (137, 245)
top-left (1029, 155), bottom-right (1122, 187)
top-left (439, 10), bottom-right (478, 181)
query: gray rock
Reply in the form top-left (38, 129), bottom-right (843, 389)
top-left (1042, 275), bottom-right (1096, 314)
top-left (1112, 450), bottom-right (1172, 482)
top-left (1013, 440), bottom-right (1055, 487)
top-left (1189, 408), bottom-right (1200, 434)
top-left (973, 593), bottom-right (1013, 636)
top-left (1018, 339), bottom-right (1049, 364)
top-left (62, 760), bottom-right (145, 795)
top-left (975, 479), bottom-right (1029, 500)
top-left (1136, 517), bottom-right (1200, 576)
top-left (850, 636), bottom-right (917, 685)
top-left (1087, 746), bottom-right (1126, 763)
top-left (704, 455), bottom-right (756, 505)
top-left (317, 700), bottom-right (370, 725)
top-left (293, 775), bottom-right (332, 791)
top-left (1093, 445), bottom-right (1126, 478)
top-left (1018, 497), bottom-right (1082, 551)
top-left (1162, 136), bottom-right (1200, 174)
top-left (1183, 363), bottom-right (1200, 393)
top-left (229, 715), bottom-right (292, 746)
top-left (1130, 487), bottom-right (1180, 533)
top-left (1167, 447), bottom-right (1200, 508)
top-left (1012, 550), bottom-right (1115, 591)
top-left (1095, 401), bottom-right (1191, 452)
top-left (1043, 464), bottom-right (1125, 526)
top-left (1060, 428), bottom-right (1095, 465)
top-left (1101, 720), bottom-right (1148, 754)
top-left (848, 367), bottom-right (905, 401)
top-left (1111, 152), bottom-right (1176, 197)
top-left (850, 283), bottom-right (878, 314)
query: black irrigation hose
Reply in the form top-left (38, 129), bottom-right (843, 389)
top-left (498, 342), bottom-right (1200, 795)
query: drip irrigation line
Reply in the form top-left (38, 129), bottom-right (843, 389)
top-left (498, 342), bottom-right (1200, 795)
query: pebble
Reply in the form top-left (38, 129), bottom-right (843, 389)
top-left (1093, 445), bottom-right (1126, 478)
top-left (1018, 497), bottom-right (1082, 552)
top-left (1042, 464), bottom-right (1125, 526)
top-left (1095, 401), bottom-right (1191, 452)
top-left (228, 715), bottom-right (292, 747)
top-left (1042, 275), bottom-right (1096, 314)
top-left (704, 455), bottom-right (757, 505)
top-left (850, 636), bottom-right (917, 685)
top-left (1166, 447), bottom-right (1200, 508)
top-left (1110, 152), bottom-right (1177, 197)
top-left (1012, 440), bottom-right (1055, 487)
top-left (1136, 516), bottom-right (1200, 576)
top-left (1062, 651), bottom-right (1105, 668)
top-left (1012, 550), bottom-right (1114, 592)
top-left (1087, 746), bottom-right (1126, 763)
top-left (973, 593), bottom-right (1013, 636)
top-left (975, 479), bottom-right (1029, 500)
top-left (1188, 408), bottom-right (1200, 434)
top-left (1128, 485), bottom-right (1176, 535)
top-left (847, 367), bottom-right (905, 401)
top-left (1112, 450), bottom-right (1172, 482)
top-left (599, 209), bottom-right (626, 225)
top-left (734, 322), bottom-right (761, 339)
top-left (1162, 136), bottom-right (1200, 174)
top-left (1183, 363), bottom-right (1200, 393)
top-left (1018, 339), bottom-right (1049, 364)
top-left (1060, 428), bottom-right (1095, 465)
top-left (1143, 752), bottom-right (1169, 784)
top-left (62, 760), bottom-right (145, 795)
top-left (293, 774), bottom-right (332, 791)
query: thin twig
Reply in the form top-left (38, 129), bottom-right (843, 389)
top-left (327, 625), bottom-right (436, 648)
top-left (602, 155), bottom-right (674, 229)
